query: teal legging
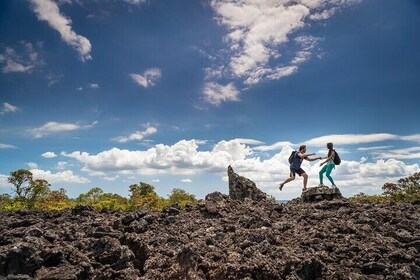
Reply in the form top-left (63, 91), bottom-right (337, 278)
top-left (319, 164), bottom-right (335, 185)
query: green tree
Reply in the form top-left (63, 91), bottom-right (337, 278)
top-left (44, 188), bottom-right (72, 210)
top-left (167, 188), bottom-right (197, 207)
top-left (8, 169), bottom-right (33, 199)
top-left (76, 187), bottom-right (104, 205)
top-left (129, 182), bottom-right (163, 210)
top-left (27, 179), bottom-right (50, 209)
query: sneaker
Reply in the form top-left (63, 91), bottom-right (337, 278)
top-left (331, 184), bottom-right (337, 189)
top-left (279, 183), bottom-right (284, 191)
top-left (317, 183), bottom-right (326, 188)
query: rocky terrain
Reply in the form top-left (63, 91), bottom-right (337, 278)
top-left (1, 166), bottom-right (419, 280)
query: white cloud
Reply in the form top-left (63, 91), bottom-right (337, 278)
top-left (31, 169), bottom-right (90, 184)
top-left (181, 179), bottom-right (192, 183)
top-left (0, 42), bottom-right (42, 73)
top-left (152, 179), bottom-right (160, 182)
top-left (29, 0), bottom-right (92, 61)
top-left (0, 174), bottom-right (9, 189)
top-left (61, 138), bottom-right (419, 198)
top-left (112, 126), bottom-right (157, 143)
top-left (309, 7), bottom-right (337, 20)
top-left (130, 68), bottom-right (162, 88)
top-left (305, 133), bottom-right (399, 147)
top-left (104, 175), bottom-right (119, 181)
top-left (56, 161), bottom-right (69, 170)
top-left (29, 122), bottom-right (80, 138)
top-left (0, 102), bottom-right (19, 114)
top-left (42, 151), bottom-right (57, 158)
top-left (203, 82), bottom-right (240, 105)
top-left (0, 143), bottom-right (17, 149)
top-left (26, 162), bottom-right (39, 169)
top-left (254, 141), bottom-right (296, 152)
top-left (88, 83), bottom-right (100, 88)
top-left (233, 138), bottom-right (264, 145)
top-left (29, 121), bottom-right (97, 138)
top-left (208, 0), bottom-right (360, 86)
top-left (401, 134), bottom-right (420, 143)
top-left (123, 0), bottom-right (147, 5)
top-left (357, 145), bottom-right (393, 151)
top-left (373, 147), bottom-right (420, 160)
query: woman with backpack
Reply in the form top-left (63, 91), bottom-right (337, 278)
top-left (319, 142), bottom-right (339, 188)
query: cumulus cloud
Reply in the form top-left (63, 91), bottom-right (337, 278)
top-left (31, 169), bottom-right (90, 184)
top-left (61, 137), bottom-right (419, 198)
top-left (112, 125), bottom-right (157, 143)
top-left (0, 42), bottom-right (42, 73)
top-left (203, 82), bottom-right (240, 105)
top-left (208, 0), bottom-right (361, 87)
top-left (42, 152), bottom-right (57, 158)
top-left (0, 143), bottom-right (17, 149)
top-left (130, 68), bottom-right (162, 88)
top-left (29, 121), bottom-right (97, 138)
top-left (29, 0), bottom-right (92, 61)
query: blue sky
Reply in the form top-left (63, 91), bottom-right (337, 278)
top-left (1, 0), bottom-right (419, 200)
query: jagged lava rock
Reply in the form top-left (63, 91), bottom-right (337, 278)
top-left (1, 168), bottom-right (420, 279)
top-left (301, 186), bottom-right (343, 202)
top-left (228, 165), bottom-right (267, 202)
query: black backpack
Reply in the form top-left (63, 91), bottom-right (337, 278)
top-left (333, 150), bottom-right (341, 165)
top-left (288, 151), bottom-right (297, 164)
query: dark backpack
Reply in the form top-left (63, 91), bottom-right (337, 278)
top-left (333, 150), bottom-right (341, 165)
top-left (288, 151), bottom-right (297, 164)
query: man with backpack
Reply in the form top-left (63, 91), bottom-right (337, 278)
top-left (279, 145), bottom-right (322, 192)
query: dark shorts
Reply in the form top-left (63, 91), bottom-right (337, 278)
top-left (290, 168), bottom-right (305, 177)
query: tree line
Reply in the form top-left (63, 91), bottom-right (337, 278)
top-left (0, 169), bottom-right (197, 211)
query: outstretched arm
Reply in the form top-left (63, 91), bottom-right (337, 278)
top-left (320, 151), bottom-right (335, 166)
top-left (298, 152), bottom-right (315, 158)
top-left (305, 156), bottom-right (322, 162)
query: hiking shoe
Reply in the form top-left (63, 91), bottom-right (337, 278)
top-left (279, 183), bottom-right (284, 191)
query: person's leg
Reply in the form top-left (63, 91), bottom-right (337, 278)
top-left (280, 176), bottom-right (295, 185)
top-left (279, 171), bottom-right (295, 190)
top-left (302, 173), bottom-right (308, 190)
top-left (319, 165), bottom-right (327, 184)
top-left (325, 164), bottom-right (335, 186)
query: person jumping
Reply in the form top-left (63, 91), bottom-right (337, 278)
top-left (279, 145), bottom-right (321, 192)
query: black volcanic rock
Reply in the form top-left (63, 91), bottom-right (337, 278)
top-left (301, 186), bottom-right (343, 202)
top-left (0, 169), bottom-right (419, 279)
top-left (228, 165), bottom-right (267, 202)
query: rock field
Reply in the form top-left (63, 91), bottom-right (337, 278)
top-left (0, 167), bottom-right (419, 279)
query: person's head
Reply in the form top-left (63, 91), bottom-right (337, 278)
top-left (327, 142), bottom-right (333, 150)
top-left (299, 145), bottom-right (306, 152)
